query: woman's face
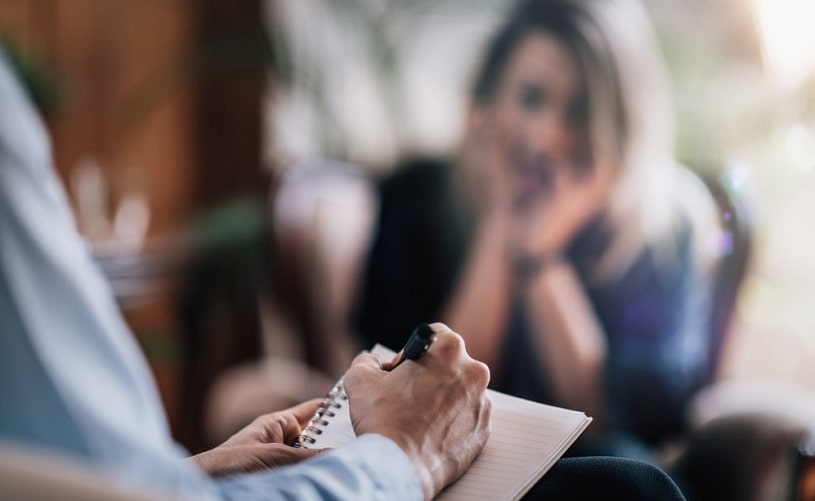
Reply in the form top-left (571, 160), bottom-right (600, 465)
top-left (480, 31), bottom-right (592, 208)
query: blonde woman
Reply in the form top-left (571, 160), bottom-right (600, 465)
top-left (355, 0), bottom-right (718, 459)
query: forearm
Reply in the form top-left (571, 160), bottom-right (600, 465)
top-left (524, 260), bottom-right (607, 425)
top-left (443, 213), bottom-right (513, 368)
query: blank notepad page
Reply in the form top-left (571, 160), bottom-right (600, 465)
top-left (437, 390), bottom-right (591, 501)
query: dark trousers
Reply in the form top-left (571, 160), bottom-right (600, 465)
top-left (526, 457), bottom-right (686, 501)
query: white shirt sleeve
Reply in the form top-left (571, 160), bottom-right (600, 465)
top-left (216, 435), bottom-right (421, 500)
top-left (0, 44), bottom-right (421, 500)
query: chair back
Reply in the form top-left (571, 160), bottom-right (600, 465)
top-left (700, 169), bottom-right (754, 384)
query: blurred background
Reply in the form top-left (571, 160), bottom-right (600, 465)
top-left (1, 0), bottom-right (815, 454)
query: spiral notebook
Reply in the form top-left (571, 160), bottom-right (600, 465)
top-left (294, 344), bottom-right (592, 500)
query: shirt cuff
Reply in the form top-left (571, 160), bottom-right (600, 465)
top-left (330, 433), bottom-right (422, 499)
top-left (214, 433), bottom-right (422, 500)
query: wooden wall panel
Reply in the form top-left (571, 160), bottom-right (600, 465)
top-left (0, 0), bottom-right (268, 446)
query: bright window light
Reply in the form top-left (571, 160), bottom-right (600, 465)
top-left (755, 0), bottom-right (815, 89)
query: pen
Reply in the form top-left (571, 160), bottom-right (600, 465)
top-left (393, 322), bottom-right (436, 368)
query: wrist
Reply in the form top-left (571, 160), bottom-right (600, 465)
top-left (511, 251), bottom-right (565, 286)
top-left (189, 450), bottom-right (214, 474)
top-left (366, 430), bottom-right (437, 500)
top-left (189, 448), bottom-right (234, 477)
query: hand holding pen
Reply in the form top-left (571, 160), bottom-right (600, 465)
top-left (343, 322), bottom-right (492, 500)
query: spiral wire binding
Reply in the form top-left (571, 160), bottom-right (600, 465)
top-left (293, 378), bottom-right (348, 448)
